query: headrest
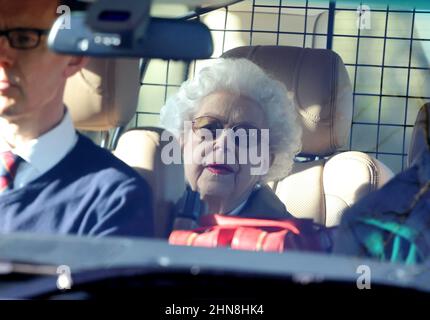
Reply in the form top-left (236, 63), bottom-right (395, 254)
top-left (64, 58), bottom-right (141, 131)
top-left (113, 127), bottom-right (186, 237)
top-left (222, 45), bottom-right (353, 156)
top-left (408, 103), bottom-right (430, 167)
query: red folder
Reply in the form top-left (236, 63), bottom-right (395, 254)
top-left (169, 214), bottom-right (332, 253)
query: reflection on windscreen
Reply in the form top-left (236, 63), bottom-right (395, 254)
top-left (1, 1), bottom-right (429, 301)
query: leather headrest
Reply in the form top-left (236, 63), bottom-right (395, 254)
top-left (64, 58), bottom-right (140, 131)
top-left (408, 103), bottom-right (430, 167)
top-left (114, 127), bottom-right (186, 237)
top-left (222, 45), bottom-right (353, 156)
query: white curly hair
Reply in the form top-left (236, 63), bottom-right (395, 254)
top-left (160, 58), bottom-right (302, 182)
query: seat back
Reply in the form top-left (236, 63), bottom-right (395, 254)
top-left (275, 152), bottom-right (393, 226)
top-left (64, 58), bottom-right (185, 237)
top-left (64, 58), bottom-right (140, 130)
top-left (113, 128), bottom-right (185, 238)
top-left (223, 45), bottom-right (393, 226)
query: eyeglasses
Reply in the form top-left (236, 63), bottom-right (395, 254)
top-left (0, 28), bottom-right (49, 50)
top-left (191, 116), bottom-right (263, 147)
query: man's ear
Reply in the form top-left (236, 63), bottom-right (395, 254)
top-left (63, 56), bottom-right (89, 78)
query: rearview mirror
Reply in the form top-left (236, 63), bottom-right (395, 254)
top-left (48, 12), bottom-right (214, 60)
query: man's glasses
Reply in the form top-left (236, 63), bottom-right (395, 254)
top-left (191, 116), bottom-right (264, 147)
top-left (0, 28), bottom-right (49, 50)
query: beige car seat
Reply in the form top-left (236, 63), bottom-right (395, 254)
top-left (64, 58), bottom-right (185, 238)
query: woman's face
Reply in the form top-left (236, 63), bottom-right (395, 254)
top-left (182, 90), bottom-right (270, 212)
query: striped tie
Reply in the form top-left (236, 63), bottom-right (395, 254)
top-left (0, 151), bottom-right (22, 193)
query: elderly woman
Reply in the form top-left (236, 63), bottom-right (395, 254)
top-left (160, 58), bottom-right (302, 223)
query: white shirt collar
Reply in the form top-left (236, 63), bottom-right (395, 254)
top-left (227, 198), bottom-right (249, 216)
top-left (0, 111), bottom-right (78, 174)
top-left (227, 184), bottom-right (261, 216)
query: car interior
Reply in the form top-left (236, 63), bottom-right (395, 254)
top-left (56, 0), bottom-right (429, 239)
top-left (63, 5), bottom-right (415, 236)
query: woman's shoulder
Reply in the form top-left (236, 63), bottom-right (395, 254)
top-left (238, 185), bottom-right (293, 220)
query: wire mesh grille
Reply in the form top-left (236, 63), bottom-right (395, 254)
top-left (135, 0), bottom-right (430, 173)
